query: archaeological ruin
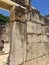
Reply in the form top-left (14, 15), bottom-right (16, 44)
top-left (0, 0), bottom-right (49, 65)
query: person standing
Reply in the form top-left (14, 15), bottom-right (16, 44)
top-left (0, 40), bottom-right (4, 51)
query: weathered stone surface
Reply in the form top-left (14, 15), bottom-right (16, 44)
top-left (27, 22), bottom-right (34, 33)
top-left (41, 26), bottom-right (46, 34)
top-left (27, 34), bottom-right (48, 43)
top-left (40, 35), bottom-right (48, 42)
top-left (27, 34), bottom-right (40, 43)
top-left (9, 21), bottom-right (26, 65)
top-left (33, 14), bottom-right (45, 25)
top-left (26, 42), bottom-right (49, 61)
top-left (34, 24), bottom-right (41, 34)
top-left (45, 26), bottom-right (49, 34)
top-left (27, 22), bottom-right (42, 34)
top-left (39, 16), bottom-right (45, 24)
top-left (27, 13), bottom-right (31, 21)
top-left (37, 43), bottom-right (48, 57)
top-left (9, 3), bottom-right (49, 65)
top-left (34, 13), bottom-right (39, 20)
top-left (39, 26), bottom-right (49, 35)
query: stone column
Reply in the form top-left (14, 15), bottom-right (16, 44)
top-left (9, 6), bottom-right (27, 65)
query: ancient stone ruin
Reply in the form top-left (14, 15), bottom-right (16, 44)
top-left (8, 4), bottom-right (49, 65)
top-left (0, 0), bottom-right (49, 65)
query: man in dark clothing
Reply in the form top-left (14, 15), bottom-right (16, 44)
top-left (0, 40), bottom-right (4, 51)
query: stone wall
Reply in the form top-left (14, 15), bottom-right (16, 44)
top-left (9, 6), bottom-right (49, 65)
top-left (23, 8), bottom-right (49, 65)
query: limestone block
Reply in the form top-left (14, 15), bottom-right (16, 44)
top-left (27, 34), bottom-right (48, 43)
top-left (27, 22), bottom-right (42, 34)
top-left (26, 51), bottom-right (32, 61)
top-left (33, 14), bottom-right (45, 24)
top-left (39, 17), bottom-right (45, 24)
top-left (26, 43), bottom-right (38, 61)
top-left (40, 35), bottom-right (48, 42)
top-left (27, 22), bottom-right (34, 33)
top-left (45, 26), bottom-right (49, 34)
top-left (31, 14), bottom-right (34, 21)
top-left (26, 43), bottom-right (33, 61)
top-left (27, 13), bottom-right (31, 21)
top-left (34, 19), bottom-right (45, 25)
top-left (37, 43), bottom-right (48, 57)
top-left (39, 16), bottom-right (45, 24)
top-left (34, 13), bottom-right (39, 20)
top-left (31, 43), bottom-right (48, 59)
top-left (44, 42), bottom-right (49, 53)
top-left (41, 26), bottom-right (46, 34)
top-left (35, 24), bottom-right (41, 34)
top-left (32, 43), bottom-right (38, 59)
top-left (27, 34), bottom-right (40, 43)
top-left (26, 42), bottom-right (49, 61)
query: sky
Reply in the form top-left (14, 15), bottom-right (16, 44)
top-left (0, 0), bottom-right (49, 16)
top-left (32, 0), bottom-right (49, 16)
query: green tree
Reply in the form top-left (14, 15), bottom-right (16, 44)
top-left (0, 14), bottom-right (9, 25)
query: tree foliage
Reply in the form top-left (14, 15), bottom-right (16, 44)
top-left (0, 14), bottom-right (9, 25)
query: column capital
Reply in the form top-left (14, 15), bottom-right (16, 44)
top-left (10, 6), bottom-right (26, 22)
